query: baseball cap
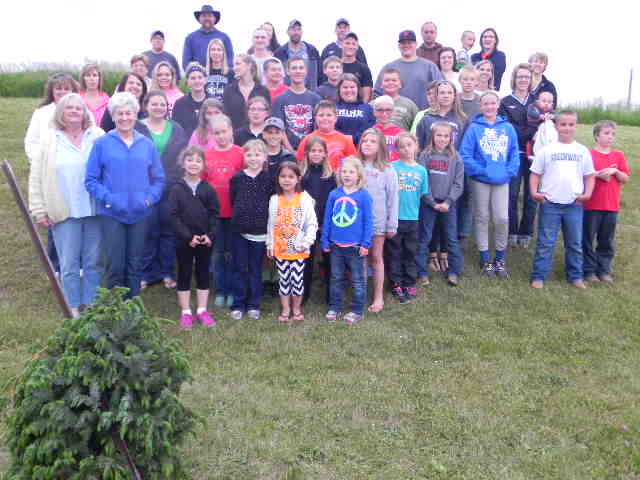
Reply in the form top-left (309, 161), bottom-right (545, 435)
top-left (264, 117), bottom-right (285, 131)
top-left (398, 30), bottom-right (417, 42)
top-left (336, 18), bottom-right (350, 26)
top-left (151, 30), bottom-right (165, 39)
top-left (344, 32), bottom-right (359, 42)
top-left (288, 19), bottom-right (302, 29)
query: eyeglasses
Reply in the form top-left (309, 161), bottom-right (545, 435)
top-left (375, 108), bottom-right (393, 113)
top-left (516, 75), bottom-right (532, 80)
top-left (248, 107), bottom-right (268, 112)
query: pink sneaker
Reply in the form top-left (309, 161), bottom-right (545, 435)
top-left (197, 310), bottom-right (216, 327)
top-left (179, 313), bottom-right (193, 330)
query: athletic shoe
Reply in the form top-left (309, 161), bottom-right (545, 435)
top-left (493, 260), bottom-right (509, 279)
top-left (326, 310), bottom-right (339, 322)
top-left (230, 310), bottom-right (243, 320)
top-left (518, 235), bottom-right (531, 249)
top-left (404, 286), bottom-right (418, 301)
top-left (599, 274), bottom-right (614, 285)
top-left (419, 275), bottom-right (431, 286)
top-left (179, 313), bottom-right (193, 330)
top-left (197, 311), bottom-right (215, 327)
top-left (447, 274), bottom-right (459, 286)
top-left (214, 295), bottom-right (225, 307)
top-left (225, 296), bottom-right (234, 308)
top-left (247, 309), bottom-right (261, 320)
top-left (481, 262), bottom-right (495, 277)
top-left (391, 284), bottom-right (408, 304)
top-left (343, 312), bottom-right (363, 325)
top-left (508, 235), bottom-right (519, 248)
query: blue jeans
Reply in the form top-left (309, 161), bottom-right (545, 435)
top-left (101, 214), bottom-right (151, 299)
top-left (417, 203), bottom-right (464, 277)
top-left (457, 173), bottom-right (473, 239)
top-left (329, 245), bottom-right (366, 315)
top-left (141, 199), bottom-right (176, 283)
top-left (213, 218), bottom-right (233, 296)
top-left (509, 155), bottom-right (538, 237)
top-left (531, 201), bottom-right (584, 282)
top-left (51, 216), bottom-right (103, 308)
top-left (47, 228), bottom-right (60, 272)
top-left (230, 233), bottom-right (265, 311)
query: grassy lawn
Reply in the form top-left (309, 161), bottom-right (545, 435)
top-left (0, 97), bottom-right (639, 479)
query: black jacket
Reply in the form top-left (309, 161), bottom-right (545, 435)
top-left (136, 120), bottom-right (188, 195)
top-left (530, 74), bottom-right (558, 109)
top-left (267, 148), bottom-right (296, 178)
top-left (222, 81), bottom-right (271, 130)
top-left (168, 179), bottom-right (220, 243)
top-left (229, 170), bottom-right (274, 235)
top-left (171, 93), bottom-right (206, 139)
top-left (302, 163), bottom-right (337, 225)
top-left (498, 95), bottom-right (537, 153)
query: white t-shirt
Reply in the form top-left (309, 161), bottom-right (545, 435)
top-left (530, 141), bottom-right (595, 204)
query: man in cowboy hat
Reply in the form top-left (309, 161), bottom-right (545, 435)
top-left (182, 4), bottom-right (234, 70)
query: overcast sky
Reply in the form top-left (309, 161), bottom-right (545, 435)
top-left (2, 1), bottom-right (636, 105)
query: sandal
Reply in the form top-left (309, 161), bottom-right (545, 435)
top-left (163, 277), bottom-right (177, 289)
top-left (367, 302), bottom-right (384, 313)
top-left (278, 313), bottom-right (291, 324)
top-left (292, 312), bottom-right (305, 322)
top-left (428, 254), bottom-right (440, 272)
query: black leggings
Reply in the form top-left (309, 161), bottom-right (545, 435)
top-left (176, 242), bottom-right (212, 291)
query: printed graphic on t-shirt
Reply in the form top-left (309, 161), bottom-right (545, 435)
top-left (275, 199), bottom-right (304, 257)
top-left (549, 152), bottom-right (582, 163)
top-left (332, 196), bottom-right (359, 228)
top-left (427, 157), bottom-right (449, 175)
top-left (337, 107), bottom-right (364, 119)
top-left (284, 104), bottom-right (314, 141)
top-left (479, 128), bottom-right (508, 161)
top-left (397, 170), bottom-right (423, 193)
top-left (205, 73), bottom-right (229, 100)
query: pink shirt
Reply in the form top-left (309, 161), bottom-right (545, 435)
top-left (80, 91), bottom-right (110, 127)
top-left (164, 88), bottom-right (184, 117)
top-left (189, 131), bottom-right (218, 152)
top-left (374, 123), bottom-right (405, 162)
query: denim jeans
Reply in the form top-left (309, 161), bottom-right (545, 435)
top-left (230, 233), bottom-right (265, 311)
top-left (582, 210), bottom-right (618, 276)
top-left (531, 201), bottom-right (584, 282)
top-left (47, 227), bottom-right (60, 272)
top-left (141, 199), bottom-right (176, 283)
top-left (51, 216), bottom-right (103, 308)
top-left (417, 203), bottom-right (464, 277)
top-left (303, 230), bottom-right (330, 304)
top-left (328, 244), bottom-right (366, 315)
top-left (508, 155), bottom-right (538, 237)
top-left (213, 218), bottom-right (233, 297)
top-left (101, 214), bottom-right (151, 299)
top-left (457, 173), bottom-right (473, 239)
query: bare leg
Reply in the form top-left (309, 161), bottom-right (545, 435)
top-left (280, 295), bottom-right (291, 316)
top-left (195, 288), bottom-right (209, 311)
top-left (367, 235), bottom-right (386, 312)
top-left (177, 290), bottom-right (191, 311)
top-left (292, 296), bottom-right (303, 316)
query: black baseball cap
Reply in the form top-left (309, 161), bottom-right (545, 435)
top-left (398, 30), bottom-right (417, 42)
top-left (151, 30), bottom-right (164, 39)
top-left (288, 19), bottom-right (302, 29)
top-left (336, 18), bottom-right (350, 26)
top-left (344, 32), bottom-right (359, 42)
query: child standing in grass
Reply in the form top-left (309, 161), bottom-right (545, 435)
top-left (267, 162), bottom-right (318, 323)
top-left (357, 128), bottom-right (399, 313)
top-left (229, 139), bottom-right (273, 319)
top-left (529, 111), bottom-right (596, 289)
top-left (169, 146), bottom-right (220, 329)
top-left (387, 133), bottom-right (428, 303)
top-left (322, 157), bottom-right (374, 324)
top-left (202, 115), bottom-right (244, 307)
top-left (301, 137), bottom-right (337, 304)
top-left (417, 122), bottom-right (465, 286)
top-left (582, 120), bottom-right (630, 284)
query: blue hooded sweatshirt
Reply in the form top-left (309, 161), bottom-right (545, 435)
top-left (459, 113), bottom-right (520, 185)
top-left (85, 130), bottom-right (165, 224)
top-left (335, 101), bottom-right (376, 146)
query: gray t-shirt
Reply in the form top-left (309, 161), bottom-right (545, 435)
top-left (374, 58), bottom-right (443, 110)
top-left (391, 96), bottom-right (419, 132)
top-left (143, 50), bottom-right (182, 81)
top-left (272, 89), bottom-right (322, 149)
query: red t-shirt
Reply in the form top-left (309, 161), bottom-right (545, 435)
top-left (202, 145), bottom-right (244, 218)
top-left (296, 129), bottom-right (357, 172)
top-left (584, 149), bottom-right (630, 212)
top-left (374, 123), bottom-right (405, 162)
top-left (269, 85), bottom-right (290, 103)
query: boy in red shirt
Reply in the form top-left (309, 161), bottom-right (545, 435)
top-left (582, 120), bottom-right (630, 284)
top-left (202, 114), bottom-right (244, 306)
top-left (296, 100), bottom-right (356, 171)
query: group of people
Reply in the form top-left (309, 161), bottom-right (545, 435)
top-left (26, 6), bottom-right (630, 326)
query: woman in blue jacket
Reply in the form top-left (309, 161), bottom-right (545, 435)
top-left (459, 91), bottom-right (519, 278)
top-left (85, 92), bottom-right (165, 299)
top-left (471, 28), bottom-right (506, 91)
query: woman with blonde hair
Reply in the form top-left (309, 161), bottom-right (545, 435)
top-left (205, 38), bottom-right (234, 101)
top-left (79, 63), bottom-right (110, 126)
top-left (223, 54), bottom-right (270, 130)
top-left (474, 60), bottom-right (494, 94)
top-left (151, 60), bottom-right (183, 116)
top-left (29, 93), bottom-right (104, 316)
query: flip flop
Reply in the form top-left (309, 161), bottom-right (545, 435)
top-left (163, 278), bottom-right (177, 289)
top-left (292, 312), bottom-right (304, 322)
top-left (278, 313), bottom-right (291, 324)
top-left (367, 302), bottom-right (384, 313)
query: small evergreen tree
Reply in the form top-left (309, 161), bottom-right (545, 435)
top-left (6, 288), bottom-right (197, 479)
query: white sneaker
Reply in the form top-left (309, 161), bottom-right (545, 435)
top-left (230, 310), bottom-right (243, 320)
top-left (247, 309), bottom-right (260, 320)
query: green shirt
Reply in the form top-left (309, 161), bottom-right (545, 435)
top-left (149, 121), bottom-right (173, 156)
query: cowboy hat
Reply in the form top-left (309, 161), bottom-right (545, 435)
top-left (194, 5), bottom-right (221, 23)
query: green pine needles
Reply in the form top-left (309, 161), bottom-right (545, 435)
top-left (6, 288), bottom-right (197, 479)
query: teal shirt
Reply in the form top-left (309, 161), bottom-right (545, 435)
top-left (392, 161), bottom-right (428, 221)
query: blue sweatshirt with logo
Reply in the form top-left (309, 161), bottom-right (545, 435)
top-left (321, 187), bottom-right (374, 250)
top-left (85, 130), bottom-right (165, 224)
top-left (335, 101), bottom-right (376, 146)
top-left (459, 113), bottom-right (520, 185)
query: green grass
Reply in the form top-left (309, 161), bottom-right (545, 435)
top-left (1, 97), bottom-right (639, 479)
top-left (569, 103), bottom-right (640, 128)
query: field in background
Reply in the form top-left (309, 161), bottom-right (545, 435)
top-left (0, 98), bottom-right (639, 478)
